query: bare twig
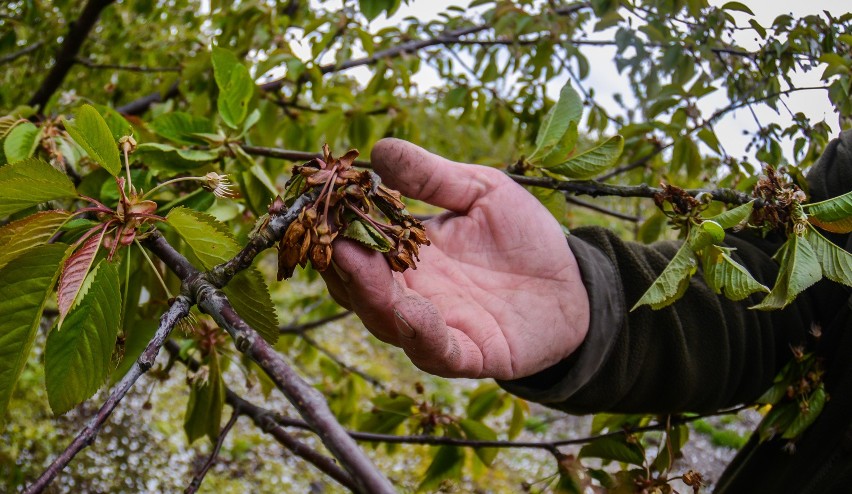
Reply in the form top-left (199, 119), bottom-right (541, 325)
top-left (272, 405), bottom-right (753, 450)
top-left (116, 81), bottom-right (180, 115)
top-left (28, 0), bottom-right (116, 109)
top-left (184, 410), bottom-right (240, 494)
top-left (163, 340), bottom-right (358, 491)
top-left (75, 57), bottom-right (181, 73)
top-left (0, 42), bottom-right (43, 66)
top-left (299, 332), bottom-right (387, 390)
top-left (280, 310), bottom-right (353, 334)
top-left (238, 145), bottom-right (372, 168)
top-left (24, 296), bottom-right (192, 494)
top-left (564, 196), bottom-right (640, 222)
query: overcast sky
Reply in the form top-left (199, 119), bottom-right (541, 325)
top-left (298, 0), bottom-right (846, 163)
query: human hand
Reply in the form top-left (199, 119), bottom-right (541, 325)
top-left (322, 138), bottom-right (590, 380)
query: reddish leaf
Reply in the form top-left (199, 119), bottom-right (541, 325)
top-left (57, 224), bottom-right (108, 326)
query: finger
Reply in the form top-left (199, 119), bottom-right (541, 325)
top-left (370, 138), bottom-right (506, 213)
top-left (393, 292), bottom-right (487, 379)
top-left (325, 238), bottom-right (402, 346)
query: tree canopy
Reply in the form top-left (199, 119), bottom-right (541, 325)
top-left (1, 0), bottom-right (851, 492)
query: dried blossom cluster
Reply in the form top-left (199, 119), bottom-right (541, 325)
top-left (276, 145), bottom-right (429, 280)
top-left (751, 166), bottom-right (807, 233)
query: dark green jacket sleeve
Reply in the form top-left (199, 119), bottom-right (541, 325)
top-left (499, 130), bottom-right (852, 415)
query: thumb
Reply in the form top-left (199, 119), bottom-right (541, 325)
top-left (370, 138), bottom-right (505, 213)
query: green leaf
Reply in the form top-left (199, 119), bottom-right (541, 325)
top-left (0, 116), bottom-right (23, 140)
top-left (638, 212), bottom-right (667, 244)
top-left (343, 219), bottom-right (392, 252)
top-left (0, 245), bottom-right (66, 422)
top-left (702, 245), bottom-right (769, 301)
top-left (782, 383), bottom-right (826, 439)
top-left (211, 47), bottom-right (255, 128)
top-left (466, 383), bottom-right (502, 420)
top-left (805, 190), bottom-right (852, 233)
top-left (543, 135), bottom-right (624, 180)
top-left (358, 394), bottom-right (415, 434)
top-left (0, 210), bottom-right (70, 271)
top-left (529, 186), bottom-right (568, 223)
top-left (508, 398), bottom-right (527, 440)
top-left (417, 446), bottom-right (464, 492)
top-left (631, 240), bottom-right (697, 310)
top-left (63, 104), bottom-right (122, 176)
top-left (529, 83), bottom-right (583, 160)
top-left (149, 112), bottom-right (214, 146)
top-left (696, 128), bottom-right (721, 154)
top-left (45, 260), bottom-right (122, 414)
top-left (578, 435), bottom-right (645, 466)
top-left (0, 158), bottom-right (78, 217)
top-left (166, 207), bottom-right (279, 344)
top-left (706, 200), bottom-right (755, 229)
top-left (360, 0), bottom-right (387, 21)
top-left (3, 121), bottom-right (40, 163)
top-left (459, 419), bottom-right (498, 466)
top-left (751, 234), bottom-right (822, 310)
top-left (694, 220), bottom-right (725, 248)
top-left (185, 351), bottom-right (226, 443)
top-left (721, 1), bottom-right (754, 15)
top-left (539, 121), bottom-right (579, 168)
top-left (807, 225), bottom-right (852, 287)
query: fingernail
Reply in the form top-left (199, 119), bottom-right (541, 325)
top-left (394, 309), bottom-right (416, 339)
top-left (331, 261), bottom-right (350, 283)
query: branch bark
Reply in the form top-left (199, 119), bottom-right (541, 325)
top-left (24, 296), bottom-right (192, 494)
top-left (28, 0), bottom-right (116, 110)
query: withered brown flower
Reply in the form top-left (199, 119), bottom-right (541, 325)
top-left (276, 145), bottom-right (430, 280)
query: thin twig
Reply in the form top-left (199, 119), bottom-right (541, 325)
top-left (280, 311), bottom-right (353, 334)
top-left (28, 0), bottom-right (116, 109)
top-left (184, 410), bottom-right (240, 494)
top-left (163, 340), bottom-right (358, 491)
top-left (24, 296), bottom-right (192, 494)
top-left (75, 56), bottom-right (181, 73)
top-left (564, 196), bottom-right (640, 222)
top-left (272, 405), bottom-right (753, 450)
top-left (299, 332), bottom-right (387, 390)
top-left (0, 41), bottom-right (43, 66)
top-left (239, 145), bottom-right (372, 168)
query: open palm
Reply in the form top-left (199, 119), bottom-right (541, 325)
top-left (323, 139), bottom-right (590, 380)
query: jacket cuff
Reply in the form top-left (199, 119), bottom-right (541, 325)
top-left (497, 234), bottom-right (624, 404)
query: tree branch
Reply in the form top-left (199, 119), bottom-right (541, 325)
top-left (24, 296), bottom-right (192, 494)
top-left (115, 81), bottom-right (180, 115)
top-left (75, 56), bottom-right (181, 73)
top-left (564, 196), bottom-right (640, 222)
top-left (144, 197), bottom-right (395, 493)
top-left (184, 410), bottom-right (240, 494)
top-left (299, 332), bottom-right (387, 390)
top-left (0, 41), bottom-right (43, 66)
top-left (280, 310), bottom-right (353, 334)
top-left (28, 0), bottom-right (115, 110)
top-left (163, 339), bottom-right (358, 492)
top-left (238, 145), bottom-right (372, 168)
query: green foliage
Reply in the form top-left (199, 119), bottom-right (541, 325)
top-left (751, 233), bottom-right (822, 310)
top-left (63, 105), bottom-right (123, 176)
top-left (184, 351), bottom-right (226, 444)
top-left (166, 207), bottom-right (279, 344)
top-left (211, 47), bottom-right (255, 129)
top-left (0, 158), bottom-right (77, 216)
top-left (45, 260), bottom-right (122, 415)
top-left (0, 245), bottom-right (66, 421)
top-left (3, 121), bottom-right (39, 163)
top-left (0, 210), bottom-right (69, 271)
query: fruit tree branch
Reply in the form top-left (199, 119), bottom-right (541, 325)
top-left (184, 410), bottom-right (240, 494)
top-left (24, 296), bottom-right (192, 494)
top-left (28, 0), bottom-right (116, 110)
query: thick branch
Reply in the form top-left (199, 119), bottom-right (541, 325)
top-left (0, 41), bottom-right (43, 66)
top-left (116, 81), bottom-right (180, 115)
top-left (144, 204), bottom-right (395, 493)
top-left (24, 296), bottom-right (191, 494)
top-left (28, 0), bottom-right (115, 109)
top-left (184, 410), bottom-right (240, 494)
